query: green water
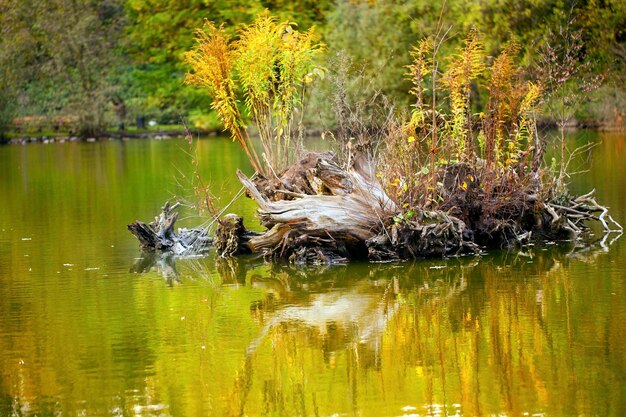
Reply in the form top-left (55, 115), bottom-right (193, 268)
top-left (1, 133), bottom-right (625, 417)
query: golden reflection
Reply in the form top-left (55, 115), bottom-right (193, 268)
top-left (127, 240), bottom-right (626, 416)
top-left (1, 135), bottom-right (626, 416)
top-left (64, 235), bottom-right (626, 417)
top-left (7, 238), bottom-right (622, 415)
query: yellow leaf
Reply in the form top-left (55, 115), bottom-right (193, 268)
top-left (407, 136), bottom-right (415, 143)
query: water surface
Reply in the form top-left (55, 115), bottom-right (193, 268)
top-left (1, 133), bottom-right (625, 416)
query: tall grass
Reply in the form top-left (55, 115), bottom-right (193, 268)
top-left (185, 22), bottom-right (263, 174)
top-left (440, 29), bottom-right (484, 162)
top-left (185, 13), bottom-right (324, 178)
top-left (381, 32), bottom-right (544, 211)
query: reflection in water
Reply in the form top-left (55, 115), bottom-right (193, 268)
top-left (1, 134), bottom-right (626, 416)
top-left (117, 239), bottom-right (623, 417)
top-left (131, 252), bottom-right (180, 284)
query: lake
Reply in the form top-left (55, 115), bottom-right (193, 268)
top-left (1, 132), bottom-right (625, 417)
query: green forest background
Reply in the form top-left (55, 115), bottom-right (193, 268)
top-left (1, 0), bottom-right (624, 138)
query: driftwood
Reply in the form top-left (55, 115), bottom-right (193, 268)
top-left (127, 201), bottom-right (212, 255)
top-left (128, 152), bottom-right (621, 265)
top-left (546, 189), bottom-right (623, 236)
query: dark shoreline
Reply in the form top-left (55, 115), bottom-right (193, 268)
top-left (1, 120), bottom-right (624, 145)
top-left (0, 129), bottom-right (220, 145)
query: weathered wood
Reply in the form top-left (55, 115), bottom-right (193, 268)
top-left (127, 201), bottom-right (212, 255)
top-left (214, 214), bottom-right (262, 257)
top-left (173, 152), bottom-right (394, 263)
top-left (128, 154), bottom-right (479, 263)
top-left (128, 153), bottom-right (620, 265)
top-left (230, 152), bottom-right (484, 262)
top-left (238, 152), bottom-right (395, 242)
top-left (545, 190), bottom-right (623, 240)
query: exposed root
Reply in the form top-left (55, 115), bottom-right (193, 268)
top-left (385, 210), bottom-right (480, 260)
top-left (547, 190), bottom-right (623, 237)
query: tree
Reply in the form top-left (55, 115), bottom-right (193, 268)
top-left (323, 0), bottom-right (416, 106)
top-left (0, 0), bottom-right (125, 137)
top-left (38, 0), bottom-right (125, 136)
top-left (0, 0), bottom-right (36, 138)
top-left (123, 0), bottom-right (262, 125)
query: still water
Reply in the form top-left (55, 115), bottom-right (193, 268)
top-left (0, 133), bottom-right (625, 417)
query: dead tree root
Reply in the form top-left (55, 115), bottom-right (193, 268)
top-left (128, 155), bottom-right (621, 265)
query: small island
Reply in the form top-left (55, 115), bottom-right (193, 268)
top-left (129, 15), bottom-right (622, 265)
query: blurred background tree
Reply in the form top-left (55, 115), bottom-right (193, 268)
top-left (1, 0), bottom-right (126, 137)
top-left (0, 0), bottom-right (37, 139)
top-left (0, 0), bottom-right (623, 137)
